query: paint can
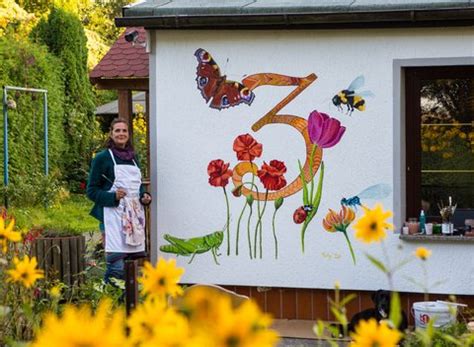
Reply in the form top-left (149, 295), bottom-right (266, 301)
top-left (412, 301), bottom-right (457, 329)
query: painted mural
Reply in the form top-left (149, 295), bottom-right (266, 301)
top-left (160, 48), bottom-right (390, 265)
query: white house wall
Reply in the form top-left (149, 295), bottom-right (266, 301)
top-left (149, 27), bottom-right (474, 294)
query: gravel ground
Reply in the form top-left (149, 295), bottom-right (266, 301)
top-left (279, 338), bottom-right (348, 346)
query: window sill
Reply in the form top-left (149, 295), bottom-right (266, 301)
top-left (399, 234), bottom-right (474, 243)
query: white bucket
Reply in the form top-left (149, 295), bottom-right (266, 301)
top-left (412, 301), bottom-right (457, 329)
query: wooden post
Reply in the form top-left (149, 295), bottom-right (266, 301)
top-left (118, 89), bottom-right (134, 139)
top-left (125, 259), bottom-right (139, 316)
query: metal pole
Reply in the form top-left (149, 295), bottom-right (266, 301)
top-left (43, 92), bottom-right (48, 175)
top-left (2, 87), bottom-right (9, 187)
top-left (4, 86), bottom-right (47, 93)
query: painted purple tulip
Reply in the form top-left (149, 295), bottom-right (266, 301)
top-left (307, 110), bottom-right (346, 148)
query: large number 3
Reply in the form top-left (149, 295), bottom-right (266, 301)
top-left (232, 73), bottom-right (323, 201)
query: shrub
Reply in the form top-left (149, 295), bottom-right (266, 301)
top-left (31, 7), bottom-right (100, 191)
top-left (10, 194), bottom-right (98, 236)
top-left (0, 36), bottom-right (67, 206)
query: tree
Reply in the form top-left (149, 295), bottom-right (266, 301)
top-left (31, 7), bottom-right (99, 190)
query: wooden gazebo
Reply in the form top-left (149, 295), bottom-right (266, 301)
top-left (89, 27), bottom-right (149, 129)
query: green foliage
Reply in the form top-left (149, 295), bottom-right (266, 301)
top-left (0, 171), bottom-right (66, 208)
top-left (31, 7), bottom-right (100, 191)
top-left (1, 0), bottom-right (37, 38)
top-left (10, 194), bottom-right (98, 236)
top-left (403, 322), bottom-right (471, 347)
top-left (0, 36), bottom-right (68, 206)
top-left (82, 0), bottom-right (128, 45)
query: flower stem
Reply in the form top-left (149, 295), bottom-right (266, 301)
top-left (309, 144), bottom-right (317, 201)
top-left (342, 231), bottom-right (356, 265)
top-left (256, 190), bottom-right (268, 259)
top-left (300, 210), bottom-right (316, 253)
top-left (235, 170), bottom-right (255, 256)
top-left (272, 208), bottom-right (278, 259)
top-left (247, 205), bottom-right (253, 259)
top-left (235, 201), bottom-right (247, 256)
top-left (223, 187), bottom-right (230, 256)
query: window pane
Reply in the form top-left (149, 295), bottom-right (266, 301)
top-left (420, 77), bottom-right (474, 215)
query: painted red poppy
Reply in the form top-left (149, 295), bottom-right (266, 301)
top-left (207, 159), bottom-right (233, 187)
top-left (232, 133), bottom-right (263, 161)
top-left (257, 160), bottom-right (287, 191)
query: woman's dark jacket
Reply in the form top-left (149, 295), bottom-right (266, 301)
top-left (87, 149), bottom-right (145, 223)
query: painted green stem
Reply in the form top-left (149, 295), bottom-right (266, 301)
top-left (223, 187), bottom-right (230, 256)
top-left (235, 201), bottom-right (247, 256)
top-left (300, 162), bottom-right (325, 253)
top-left (247, 205), bottom-right (253, 259)
top-left (308, 144), bottom-right (318, 201)
top-left (256, 190), bottom-right (269, 259)
top-left (342, 231), bottom-right (356, 265)
top-left (272, 208), bottom-right (278, 259)
top-left (235, 170), bottom-right (256, 256)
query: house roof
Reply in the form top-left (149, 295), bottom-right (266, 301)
top-left (90, 27), bottom-right (148, 82)
top-left (116, 0), bottom-right (474, 29)
top-left (95, 92), bottom-right (146, 116)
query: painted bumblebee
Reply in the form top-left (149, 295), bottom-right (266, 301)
top-left (332, 75), bottom-right (374, 115)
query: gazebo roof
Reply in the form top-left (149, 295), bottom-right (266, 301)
top-left (90, 27), bottom-right (149, 90)
top-left (115, 0), bottom-right (474, 29)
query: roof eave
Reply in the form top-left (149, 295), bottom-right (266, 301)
top-left (115, 8), bottom-right (474, 29)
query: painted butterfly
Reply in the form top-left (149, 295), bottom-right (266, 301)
top-left (194, 48), bottom-right (255, 110)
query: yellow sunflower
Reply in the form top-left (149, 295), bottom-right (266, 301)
top-left (353, 204), bottom-right (394, 243)
top-left (350, 319), bottom-right (401, 347)
top-left (210, 296), bottom-right (279, 347)
top-left (31, 300), bottom-right (128, 347)
top-left (7, 255), bottom-right (44, 288)
top-left (0, 216), bottom-right (21, 253)
top-left (137, 305), bottom-right (198, 347)
top-left (414, 247), bottom-right (432, 261)
top-left (127, 297), bottom-right (168, 344)
top-left (139, 257), bottom-right (184, 299)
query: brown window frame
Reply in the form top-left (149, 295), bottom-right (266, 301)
top-left (405, 65), bottom-right (474, 221)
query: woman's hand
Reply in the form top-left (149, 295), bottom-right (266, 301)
top-left (140, 192), bottom-right (152, 206)
top-left (115, 188), bottom-right (127, 201)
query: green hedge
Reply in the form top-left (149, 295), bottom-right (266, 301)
top-left (31, 8), bottom-right (99, 191)
top-left (0, 36), bottom-right (67, 206)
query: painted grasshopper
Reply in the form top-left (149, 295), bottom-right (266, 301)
top-left (160, 230), bottom-right (224, 265)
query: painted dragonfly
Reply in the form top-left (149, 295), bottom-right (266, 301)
top-left (341, 183), bottom-right (392, 209)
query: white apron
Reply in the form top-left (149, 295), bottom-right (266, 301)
top-left (104, 149), bottom-right (146, 253)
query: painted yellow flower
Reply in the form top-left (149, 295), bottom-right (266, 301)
top-left (414, 247), bottom-right (432, 261)
top-left (210, 297), bottom-right (280, 347)
top-left (139, 257), bottom-right (184, 299)
top-left (350, 319), bottom-right (401, 347)
top-left (7, 255), bottom-right (44, 288)
top-left (0, 216), bottom-right (21, 253)
top-left (323, 205), bottom-right (355, 232)
top-left (31, 300), bottom-right (128, 347)
top-left (353, 204), bottom-right (394, 243)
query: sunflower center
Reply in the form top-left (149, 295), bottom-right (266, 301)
top-left (370, 222), bottom-right (378, 231)
top-left (158, 277), bottom-right (166, 286)
top-left (372, 342), bottom-right (381, 347)
top-left (141, 321), bottom-right (153, 335)
top-left (226, 335), bottom-right (240, 347)
top-left (21, 272), bottom-right (29, 279)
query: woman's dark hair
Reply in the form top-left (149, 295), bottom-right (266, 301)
top-left (105, 118), bottom-right (134, 149)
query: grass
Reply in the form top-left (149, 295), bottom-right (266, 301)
top-left (9, 194), bottom-right (99, 236)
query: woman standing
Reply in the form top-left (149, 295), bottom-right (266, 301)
top-left (87, 118), bottom-right (151, 282)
